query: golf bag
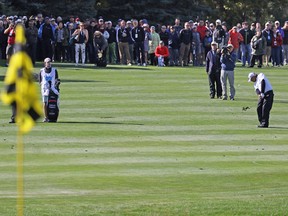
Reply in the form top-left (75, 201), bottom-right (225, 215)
top-left (96, 51), bottom-right (107, 67)
top-left (47, 79), bottom-right (60, 122)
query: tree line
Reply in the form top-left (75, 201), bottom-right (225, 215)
top-left (1, 0), bottom-right (288, 27)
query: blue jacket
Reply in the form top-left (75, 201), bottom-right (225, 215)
top-left (38, 23), bottom-right (56, 41)
top-left (220, 52), bottom-right (236, 71)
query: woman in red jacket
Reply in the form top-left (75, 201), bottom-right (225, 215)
top-left (228, 26), bottom-right (243, 60)
top-left (155, 41), bottom-right (169, 66)
top-left (271, 25), bottom-right (283, 66)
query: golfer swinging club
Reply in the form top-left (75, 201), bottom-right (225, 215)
top-left (248, 72), bottom-right (274, 128)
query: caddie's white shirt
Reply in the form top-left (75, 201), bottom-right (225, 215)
top-left (254, 73), bottom-right (273, 93)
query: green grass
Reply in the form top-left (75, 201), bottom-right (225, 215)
top-left (1, 62), bottom-right (288, 216)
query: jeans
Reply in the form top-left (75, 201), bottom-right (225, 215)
top-left (271, 46), bottom-right (281, 66)
top-left (241, 44), bottom-right (251, 66)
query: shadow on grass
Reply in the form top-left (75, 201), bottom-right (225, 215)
top-left (60, 79), bottom-right (107, 83)
top-left (0, 75), bottom-right (4, 81)
top-left (57, 121), bottom-right (144, 126)
top-left (269, 126), bottom-right (288, 130)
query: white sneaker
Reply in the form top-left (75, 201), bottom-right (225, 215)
top-left (143, 63), bottom-right (146, 67)
top-left (127, 63), bottom-right (132, 66)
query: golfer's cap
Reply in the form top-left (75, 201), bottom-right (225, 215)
top-left (248, 72), bottom-right (256, 82)
top-left (44, 57), bottom-right (51, 63)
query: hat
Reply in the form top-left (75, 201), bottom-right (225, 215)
top-left (107, 21), bottom-right (112, 24)
top-left (127, 20), bottom-right (132, 24)
top-left (143, 23), bottom-right (149, 28)
top-left (248, 72), bottom-right (257, 82)
top-left (227, 44), bottom-right (234, 49)
top-left (211, 41), bottom-right (217, 46)
top-left (188, 20), bottom-right (194, 23)
top-left (216, 19), bottom-right (221, 24)
top-left (51, 18), bottom-right (55, 21)
top-left (44, 57), bottom-right (51, 63)
top-left (75, 18), bottom-right (80, 22)
top-left (94, 31), bottom-right (101, 36)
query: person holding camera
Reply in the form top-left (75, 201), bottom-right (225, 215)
top-left (248, 72), bottom-right (274, 128)
top-left (220, 44), bottom-right (237, 100)
top-left (249, 30), bottom-right (266, 68)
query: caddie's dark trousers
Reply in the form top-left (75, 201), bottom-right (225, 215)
top-left (257, 90), bottom-right (274, 127)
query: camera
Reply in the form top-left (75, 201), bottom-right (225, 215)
top-left (221, 46), bottom-right (229, 55)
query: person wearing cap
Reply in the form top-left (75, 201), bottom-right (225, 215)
top-left (168, 25), bottom-right (180, 66)
top-left (213, 19), bottom-right (226, 49)
top-left (248, 72), bottom-right (274, 128)
top-left (206, 41), bottom-right (222, 99)
top-left (262, 22), bottom-right (273, 67)
top-left (239, 21), bottom-right (254, 67)
top-left (249, 30), bottom-right (266, 68)
top-left (220, 43), bottom-right (236, 100)
top-left (39, 58), bottom-right (59, 122)
top-left (87, 19), bottom-right (98, 64)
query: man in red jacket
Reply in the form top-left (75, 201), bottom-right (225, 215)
top-left (155, 41), bottom-right (169, 66)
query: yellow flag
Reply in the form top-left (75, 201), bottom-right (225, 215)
top-left (1, 24), bottom-right (42, 134)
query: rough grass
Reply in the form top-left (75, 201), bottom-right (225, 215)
top-left (0, 62), bottom-right (288, 216)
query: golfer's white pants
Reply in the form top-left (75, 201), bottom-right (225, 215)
top-left (75, 43), bottom-right (86, 64)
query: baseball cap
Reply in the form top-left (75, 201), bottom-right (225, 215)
top-left (44, 57), bottom-right (51, 63)
top-left (211, 41), bottom-right (217, 46)
top-left (248, 72), bottom-right (256, 82)
top-left (227, 44), bottom-right (234, 49)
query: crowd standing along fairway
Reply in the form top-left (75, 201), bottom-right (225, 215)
top-left (1, 63), bottom-right (288, 215)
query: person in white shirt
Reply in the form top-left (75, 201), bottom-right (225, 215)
top-left (39, 58), bottom-right (59, 122)
top-left (248, 72), bottom-right (274, 128)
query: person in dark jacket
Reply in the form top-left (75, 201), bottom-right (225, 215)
top-left (239, 21), bottom-right (254, 66)
top-left (131, 19), bottom-right (146, 66)
top-left (87, 19), bottom-right (98, 64)
top-left (159, 25), bottom-right (170, 46)
top-left (38, 17), bottom-right (55, 60)
top-left (179, 22), bottom-right (193, 66)
top-left (220, 44), bottom-right (237, 100)
top-left (106, 21), bottom-right (117, 64)
top-left (168, 26), bottom-right (180, 66)
top-left (117, 20), bottom-right (132, 65)
top-left (262, 22), bottom-right (273, 66)
top-left (206, 41), bottom-right (222, 99)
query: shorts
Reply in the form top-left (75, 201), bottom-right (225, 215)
top-left (6, 44), bottom-right (15, 56)
top-left (264, 46), bottom-right (271, 56)
top-left (42, 95), bottom-right (48, 103)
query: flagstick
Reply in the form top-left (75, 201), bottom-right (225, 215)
top-left (17, 128), bottom-right (24, 216)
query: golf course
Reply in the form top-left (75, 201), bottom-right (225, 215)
top-left (1, 63), bottom-right (288, 215)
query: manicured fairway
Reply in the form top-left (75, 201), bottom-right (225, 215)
top-left (1, 63), bottom-right (288, 215)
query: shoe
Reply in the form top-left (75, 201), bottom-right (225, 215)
top-left (248, 65), bottom-right (254, 68)
top-left (257, 125), bottom-right (268, 128)
top-left (258, 65), bottom-right (262, 68)
top-left (127, 63), bottom-right (132, 66)
top-left (43, 118), bottom-right (49, 122)
top-left (222, 97), bottom-right (227, 100)
top-left (9, 119), bottom-right (15, 124)
top-left (143, 63), bottom-right (146, 67)
top-left (75, 63), bottom-right (78, 67)
top-left (210, 96), bottom-right (215, 99)
top-left (137, 63), bottom-right (141, 66)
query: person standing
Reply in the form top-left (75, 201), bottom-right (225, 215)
top-left (72, 22), bottom-right (89, 66)
top-left (131, 19), bottom-right (146, 66)
top-left (271, 25), bottom-right (283, 67)
top-left (4, 21), bottom-right (16, 66)
top-left (117, 20), bottom-right (132, 65)
top-left (239, 21), bottom-right (254, 67)
top-left (249, 31), bottom-right (266, 68)
top-left (220, 44), bottom-right (237, 100)
top-left (106, 21), bottom-right (117, 64)
top-left (206, 41), bottom-right (222, 99)
top-left (25, 17), bottom-right (38, 65)
top-left (282, 21), bottom-right (288, 65)
top-left (148, 25), bottom-right (160, 66)
top-left (39, 58), bottom-right (59, 122)
top-left (179, 22), bottom-right (192, 67)
top-left (38, 17), bottom-right (55, 60)
top-left (262, 22), bottom-right (273, 67)
top-left (248, 72), bottom-right (274, 128)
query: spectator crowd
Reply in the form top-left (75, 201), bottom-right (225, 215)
top-left (1, 13), bottom-right (288, 68)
